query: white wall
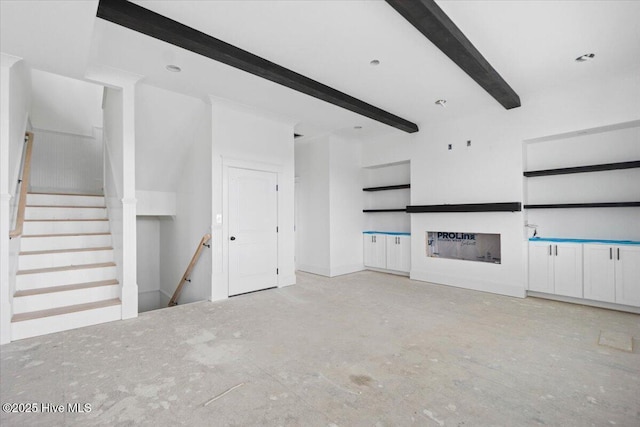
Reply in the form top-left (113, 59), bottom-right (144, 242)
top-left (30, 69), bottom-right (102, 136)
top-left (136, 190), bottom-right (176, 216)
top-left (524, 122), bottom-right (640, 240)
top-left (295, 135), bottom-right (330, 275)
top-left (158, 99), bottom-right (212, 306)
top-left (137, 217), bottom-right (161, 312)
top-left (328, 135), bottom-right (365, 276)
top-left (7, 59), bottom-right (31, 218)
top-left (135, 84), bottom-right (208, 192)
top-left (363, 72), bottom-right (640, 298)
top-left (211, 98), bottom-right (295, 301)
top-left (295, 134), bottom-right (364, 277)
top-left (0, 54), bottom-right (31, 344)
top-left (30, 129), bottom-right (103, 194)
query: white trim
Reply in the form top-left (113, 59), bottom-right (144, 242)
top-left (278, 274), bottom-right (296, 287)
top-left (0, 53), bottom-right (22, 69)
top-left (221, 157), bottom-right (284, 298)
top-left (32, 127), bottom-right (96, 139)
top-left (365, 266), bottom-right (409, 277)
top-left (138, 288), bottom-right (161, 295)
top-left (527, 291), bottom-right (640, 314)
top-left (296, 264), bottom-right (331, 277)
top-left (410, 269), bottom-right (526, 298)
top-left (331, 264), bottom-right (366, 277)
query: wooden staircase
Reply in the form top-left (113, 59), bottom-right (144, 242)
top-left (11, 192), bottom-right (121, 340)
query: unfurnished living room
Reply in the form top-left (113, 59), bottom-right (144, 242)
top-left (1, 1), bottom-right (639, 426)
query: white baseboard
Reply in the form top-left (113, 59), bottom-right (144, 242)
top-left (527, 291), bottom-right (640, 314)
top-left (330, 264), bottom-right (365, 277)
top-left (364, 266), bottom-right (409, 277)
top-left (410, 269), bottom-right (526, 298)
top-left (159, 289), bottom-right (172, 307)
top-left (296, 264), bottom-right (331, 277)
top-left (278, 274), bottom-right (296, 287)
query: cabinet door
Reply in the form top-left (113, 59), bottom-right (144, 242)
top-left (529, 242), bottom-right (554, 293)
top-left (386, 235), bottom-right (410, 273)
top-left (553, 243), bottom-right (583, 298)
top-left (615, 246), bottom-right (640, 307)
top-left (363, 235), bottom-right (376, 268)
top-left (397, 235), bottom-right (411, 272)
top-left (364, 234), bottom-right (386, 269)
top-left (583, 244), bottom-right (615, 303)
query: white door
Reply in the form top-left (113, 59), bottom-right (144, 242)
top-left (553, 243), bottom-right (583, 298)
top-left (615, 245), bottom-right (640, 306)
top-left (528, 242), bottom-right (554, 293)
top-left (228, 167), bottom-right (278, 296)
top-left (584, 244), bottom-right (615, 303)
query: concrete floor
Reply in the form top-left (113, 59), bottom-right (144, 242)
top-left (1, 270), bottom-right (639, 426)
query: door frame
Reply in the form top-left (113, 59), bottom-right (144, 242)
top-left (222, 157), bottom-right (283, 297)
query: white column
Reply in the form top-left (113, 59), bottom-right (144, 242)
top-left (86, 65), bottom-right (142, 320)
top-left (120, 81), bottom-right (138, 319)
top-left (0, 54), bottom-right (22, 344)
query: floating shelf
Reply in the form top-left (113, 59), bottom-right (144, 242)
top-left (406, 202), bottom-right (521, 213)
top-left (524, 202), bottom-right (640, 209)
top-left (363, 184), bottom-right (410, 192)
top-left (523, 160), bottom-right (640, 177)
top-left (363, 209), bottom-right (407, 213)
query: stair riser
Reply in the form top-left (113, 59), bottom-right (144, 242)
top-left (13, 285), bottom-right (120, 314)
top-left (11, 304), bottom-right (121, 341)
top-left (19, 250), bottom-right (114, 270)
top-left (20, 234), bottom-right (112, 252)
top-left (23, 220), bottom-right (109, 235)
top-left (25, 207), bottom-right (107, 220)
top-left (17, 266), bottom-right (117, 291)
top-left (27, 194), bottom-right (105, 207)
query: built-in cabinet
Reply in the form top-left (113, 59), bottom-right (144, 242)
top-left (583, 244), bottom-right (640, 306)
top-left (363, 233), bottom-right (410, 274)
top-left (529, 241), bottom-right (583, 298)
top-left (528, 239), bottom-right (640, 309)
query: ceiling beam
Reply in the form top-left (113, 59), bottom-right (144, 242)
top-left (385, 0), bottom-right (521, 110)
top-left (96, 0), bottom-right (419, 133)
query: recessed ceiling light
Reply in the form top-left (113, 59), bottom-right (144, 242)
top-left (575, 53), bottom-right (595, 62)
top-left (166, 64), bottom-right (182, 72)
top-left (354, 126), bottom-right (363, 129)
top-left (435, 99), bottom-right (447, 107)
top-left (370, 59), bottom-right (380, 66)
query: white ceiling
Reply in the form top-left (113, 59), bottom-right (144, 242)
top-left (2, 0), bottom-right (639, 139)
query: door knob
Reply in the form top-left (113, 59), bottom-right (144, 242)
top-left (230, 236), bottom-right (236, 241)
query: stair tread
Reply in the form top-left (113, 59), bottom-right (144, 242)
top-left (17, 262), bottom-right (116, 275)
top-left (11, 298), bottom-right (121, 323)
top-left (20, 246), bottom-right (113, 256)
top-left (26, 205), bottom-right (106, 208)
top-left (14, 279), bottom-right (120, 297)
top-left (24, 218), bottom-right (108, 222)
top-left (28, 192), bottom-right (104, 197)
top-left (22, 232), bottom-right (110, 238)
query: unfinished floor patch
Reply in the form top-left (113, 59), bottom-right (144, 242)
top-left (598, 330), bottom-right (633, 352)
